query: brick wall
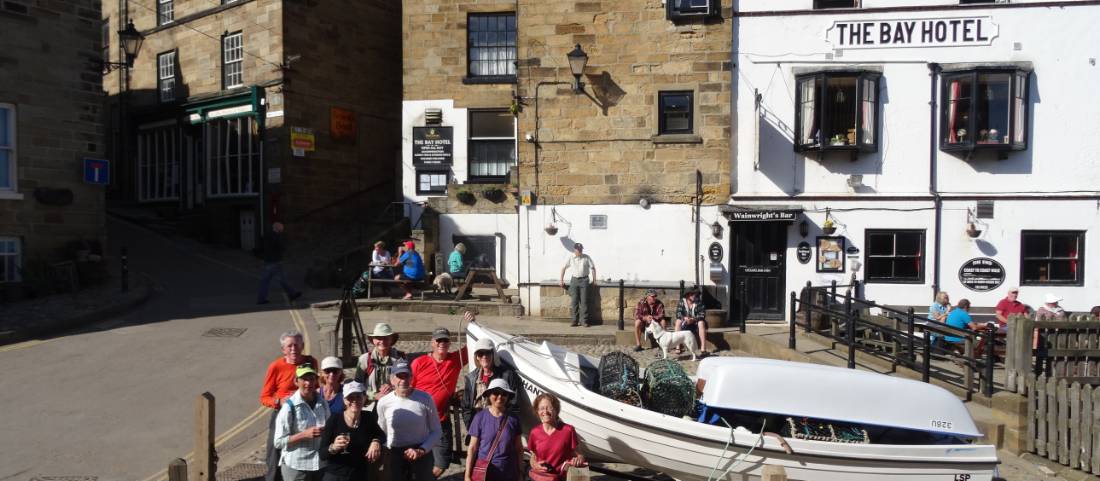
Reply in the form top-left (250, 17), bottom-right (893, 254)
top-left (0, 0), bottom-right (107, 264)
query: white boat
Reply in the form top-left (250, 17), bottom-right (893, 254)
top-left (465, 321), bottom-right (999, 481)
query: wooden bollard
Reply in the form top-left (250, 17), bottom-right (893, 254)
top-left (761, 465), bottom-right (788, 481)
top-left (167, 458), bottom-right (188, 481)
top-left (192, 392), bottom-right (216, 481)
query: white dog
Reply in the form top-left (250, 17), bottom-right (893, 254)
top-left (645, 321), bottom-right (699, 361)
top-left (432, 272), bottom-right (454, 294)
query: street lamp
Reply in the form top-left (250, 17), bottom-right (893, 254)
top-left (566, 44), bottom-right (588, 93)
top-left (103, 21), bottom-right (143, 71)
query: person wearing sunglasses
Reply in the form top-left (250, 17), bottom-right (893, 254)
top-left (461, 337), bottom-right (519, 431)
top-left (410, 314), bottom-right (471, 477)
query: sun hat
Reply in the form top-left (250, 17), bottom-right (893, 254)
top-left (342, 381), bottom-right (366, 399)
top-left (369, 322), bottom-right (397, 338)
top-left (321, 356), bottom-right (343, 371)
top-left (390, 361), bottom-right (411, 377)
top-left (295, 365), bottom-right (318, 378)
top-left (431, 326), bottom-right (451, 341)
top-left (1045, 293), bottom-right (1063, 304)
top-left (482, 378), bottom-right (515, 398)
top-left (473, 338), bottom-right (495, 355)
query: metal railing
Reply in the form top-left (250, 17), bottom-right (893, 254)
top-left (789, 281), bottom-right (1002, 398)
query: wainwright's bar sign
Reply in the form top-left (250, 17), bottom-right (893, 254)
top-left (827, 17), bottom-right (999, 49)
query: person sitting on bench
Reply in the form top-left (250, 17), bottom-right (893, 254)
top-left (448, 243), bottom-right (467, 282)
top-left (395, 241), bottom-right (426, 300)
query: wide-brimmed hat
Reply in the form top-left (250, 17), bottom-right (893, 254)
top-left (342, 381), bottom-right (366, 399)
top-left (369, 322), bottom-right (397, 339)
top-left (321, 356), bottom-right (343, 371)
top-left (1045, 293), bottom-right (1063, 304)
top-left (482, 378), bottom-right (515, 398)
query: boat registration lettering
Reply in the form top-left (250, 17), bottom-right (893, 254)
top-left (954, 475), bottom-right (971, 481)
top-left (521, 377), bottom-right (544, 398)
top-left (930, 419), bottom-right (953, 430)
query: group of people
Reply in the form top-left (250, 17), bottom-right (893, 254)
top-left (259, 311), bottom-right (584, 481)
top-left (629, 287), bottom-right (711, 357)
top-left (927, 286), bottom-right (1096, 346)
top-left (361, 240), bottom-right (427, 300)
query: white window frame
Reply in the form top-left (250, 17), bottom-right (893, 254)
top-left (101, 20), bottom-right (111, 73)
top-left (0, 103), bottom-right (17, 196)
top-left (205, 116), bottom-right (258, 198)
top-left (222, 32), bottom-right (244, 89)
top-left (467, 109), bottom-right (516, 181)
top-left (157, 0), bottom-right (173, 25)
top-left (137, 125), bottom-right (181, 202)
top-left (158, 51), bottom-right (176, 103)
top-left (0, 236), bottom-right (21, 283)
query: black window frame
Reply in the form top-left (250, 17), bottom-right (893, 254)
top-left (658, 90), bottom-right (694, 135)
top-left (415, 169), bottom-right (450, 196)
top-left (464, 12), bottom-right (517, 85)
top-left (959, 0), bottom-right (999, 4)
top-left (940, 68), bottom-right (1029, 154)
top-left (814, 0), bottom-right (859, 9)
top-left (864, 229), bottom-right (926, 284)
top-left (1020, 230), bottom-right (1085, 286)
top-left (666, 0), bottom-right (721, 22)
top-left (794, 71), bottom-right (880, 154)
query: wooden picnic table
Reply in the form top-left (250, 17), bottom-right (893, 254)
top-left (453, 267), bottom-right (509, 303)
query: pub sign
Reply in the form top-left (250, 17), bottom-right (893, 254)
top-left (413, 127), bottom-right (453, 166)
top-left (958, 257), bottom-right (1006, 292)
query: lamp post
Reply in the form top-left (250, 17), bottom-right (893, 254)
top-left (566, 44), bottom-right (588, 93)
top-left (103, 20), bottom-right (143, 196)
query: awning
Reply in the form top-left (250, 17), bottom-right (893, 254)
top-left (183, 86), bottom-right (263, 125)
top-left (719, 204), bottom-right (803, 222)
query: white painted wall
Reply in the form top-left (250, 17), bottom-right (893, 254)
top-left (401, 100), bottom-right (469, 207)
top-left (438, 213), bottom-right (519, 286)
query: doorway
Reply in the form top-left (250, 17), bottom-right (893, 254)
top-left (731, 222), bottom-right (787, 321)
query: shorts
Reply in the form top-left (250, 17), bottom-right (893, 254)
top-left (432, 416), bottom-right (453, 469)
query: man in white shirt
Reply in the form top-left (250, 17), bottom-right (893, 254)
top-left (559, 242), bottom-right (597, 327)
top-left (273, 365), bottom-right (330, 481)
top-left (376, 361), bottom-right (441, 481)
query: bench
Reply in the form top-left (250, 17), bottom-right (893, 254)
top-left (366, 277), bottom-right (430, 300)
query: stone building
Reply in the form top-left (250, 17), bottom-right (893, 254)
top-left (102, 0), bottom-right (401, 259)
top-left (0, 0), bottom-right (108, 296)
top-left (402, 0), bottom-right (732, 318)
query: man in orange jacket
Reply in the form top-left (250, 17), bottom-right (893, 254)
top-left (260, 330), bottom-right (317, 481)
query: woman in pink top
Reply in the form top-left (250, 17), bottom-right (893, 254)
top-left (527, 393), bottom-right (585, 481)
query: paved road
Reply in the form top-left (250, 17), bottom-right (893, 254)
top-left (0, 217), bottom-right (317, 481)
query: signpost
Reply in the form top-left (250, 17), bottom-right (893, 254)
top-left (83, 158), bottom-right (110, 185)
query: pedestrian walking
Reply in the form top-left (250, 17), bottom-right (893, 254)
top-left (258, 222), bottom-right (303, 305)
top-left (274, 365), bottom-right (331, 481)
top-left (559, 243), bottom-right (596, 327)
top-left (261, 331), bottom-right (319, 481)
top-left (354, 322), bottom-right (407, 401)
top-left (463, 379), bottom-right (522, 481)
top-left (376, 362), bottom-right (441, 481)
top-left (410, 322), bottom-right (469, 477)
top-left (320, 381), bottom-right (384, 481)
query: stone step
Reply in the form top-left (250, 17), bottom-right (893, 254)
top-left (313, 298), bottom-right (524, 317)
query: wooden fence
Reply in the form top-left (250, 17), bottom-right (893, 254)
top-left (1005, 314), bottom-right (1100, 394)
top-left (1026, 374), bottom-right (1100, 474)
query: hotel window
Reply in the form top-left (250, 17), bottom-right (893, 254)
top-left (222, 32), bottom-right (244, 89)
top-left (206, 116), bottom-right (258, 197)
top-left (157, 0), bottom-right (173, 25)
top-left (416, 170), bottom-right (449, 195)
top-left (137, 126), bottom-right (181, 202)
top-left (814, 0), bottom-right (859, 8)
top-left (942, 69), bottom-right (1028, 153)
top-left (658, 91), bottom-right (694, 135)
top-left (865, 230), bottom-right (925, 284)
top-left (0, 104), bottom-right (15, 192)
top-left (468, 110), bottom-right (515, 183)
top-left (466, 13), bottom-right (516, 82)
top-left (0, 237), bottom-right (20, 283)
top-left (795, 72), bottom-right (880, 154)
top-left (157, 51), bottom-right (176, 103)
top-left (1022, 231), bottom-right (1084, 286)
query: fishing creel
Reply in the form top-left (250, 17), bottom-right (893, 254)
top-left (642, 359), bottom-right (695, 417)
top-left (598, 351), bottom-right (642, 407)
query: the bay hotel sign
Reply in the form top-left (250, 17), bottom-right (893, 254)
top-left (827, 17), bottom-right (999, 49)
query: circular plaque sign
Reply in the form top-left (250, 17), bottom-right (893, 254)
top-left (958, 257), bottom-right (1006, 292)
top-left (708, 242), bottom-right (723, 262)
top-left (796, 242), bottom-right (812, 264)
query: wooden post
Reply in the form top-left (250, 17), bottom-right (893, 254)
top-left (761, 465), bottom-right (787, 481)
top-left (617, 279), bottom-right (625, 331)
top-left (1027, 374), bottom-right (1037, 454)
top-left (1037, 374), bottom-right (1047, 457)
top-left (168, 458), bottom-right (188, 481)
top-left (192, 392), bottom-right (216, 481)
top-left (1047, 376), bottom-right (1058, 461)
top-left (1070, 382), bottom-right (1081, 469)
top-left (1005, 319), bottom-right (1018, 392)
top-left (788, 292), bottom-right (797, 350)
top-left (1058, 379), bottom-right (1069, 465)
top-left (1092, 386), bottom-right (1100, 474)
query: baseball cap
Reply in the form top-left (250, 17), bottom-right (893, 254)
top-left (404, 241), bottom-right (415, 250)
top-left (645, 288), bottom-right (658, 297)
top-left (342, 381), bottom-right (366, 399)
top-left (321, 356), bottom-right (343, 371)
top-left (483, 378), bottom-right (515, 397)
top-left (473, 338), bottom-right (494, 355)
top-left (573, 242), bottom-right (584, 251)
top-left (432, 326), bottom-right (451, 341)
top-left (295, 365), bottom-right (318, 378)
top-left (390, 361), bottom-right (411, 377)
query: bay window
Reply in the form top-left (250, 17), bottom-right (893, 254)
top-left (942, 68), bottom-right (1028, 152)
top-left (794, 71), bottom-right (880, 154)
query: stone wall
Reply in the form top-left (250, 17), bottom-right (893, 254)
top-left (539, 283), bottom-right (683, 322)
top-left (0, 0), bottom-right (107, 266)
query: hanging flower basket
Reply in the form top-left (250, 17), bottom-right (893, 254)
top-left (456, 191), bottom-right (476, 205)
top-left (482, 188), bottom-right (506, 203)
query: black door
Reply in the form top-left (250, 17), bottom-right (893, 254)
top-left (732, 222), bottom-right (787, 321)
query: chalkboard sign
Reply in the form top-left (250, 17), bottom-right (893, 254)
top-left (412, 126), bottom-right (453, 165)
top-left (958, 257), bottom-right (1005, 292)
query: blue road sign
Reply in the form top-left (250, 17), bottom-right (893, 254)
top-left (84, 158), bottom-right (109, 185)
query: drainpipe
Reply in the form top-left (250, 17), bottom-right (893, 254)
top-left (928, 63), bottom-right (942, 297)
top-left (695, 170), bottom-right (702, 288)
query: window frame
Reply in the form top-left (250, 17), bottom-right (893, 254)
top-left (940, 68), bottom-right (1029, 153)
top-left (464, 12), bottom-right (517, 84)
top-left (157, 51), bottom-right (177, 103)
top-left (137, 125), bottom-right (181, 202)
top-left (666, 0), bottom-right (721, 22)
top-left (157, 0), bottom-right (174, 25)
top-left (658, 90), bottom-right (695, 135)
top-left (794, 71), bottom-right (880, 154)
top-left (222, 31), bottom-right (244, 90)
top-left (467, 109), bottom-right (516, 184)
top-left (1020, 230), bottom-right (1085, 286)
top-left (864, 229), bottom-right (926, 284)
top-left (0, 103), bottom-right (16, 193)
top-left (415, 169), bottom-right (450, 196)
top-left (205, 116), bottom-right (259, 198)
top-left (814, 0), bottom-right (860, 9)
top-left (0, 236), bottom-right (21, 283)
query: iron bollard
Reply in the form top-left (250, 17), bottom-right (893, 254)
top-left (121, 246), bottom-right (129, 293)
top-left (847, 309), bottom-right (857, 370)
top-left (922, 332), bottom-right (932, 383)
top-left (830, 279), bottom-right (837, 299)
top-left (983, 324), bottom-right (996, 397)
top-left (804, 281), bottom-right (813, 334)
top-left (906, 307), bottom-right (916, 363)
top-left (679, 280), bottom-right (685, 300)
top-left (789, 292), bottom-right (797, 350)
top-left (617, 279), bottom-right (625, 331)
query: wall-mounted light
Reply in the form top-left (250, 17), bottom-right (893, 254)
top-left (711, 221), bottom-right (723, 238)
top-left (567, 44), bottom-right (589, 94)
top-left (102, 21), bottom-right (144, 71)
top-left (799, 220), bottom-right (809, 238)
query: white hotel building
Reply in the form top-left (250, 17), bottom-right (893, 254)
top-left (728, 0), bottom-right (1100, 321)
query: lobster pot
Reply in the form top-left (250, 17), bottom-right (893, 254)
top-left (598, 352), bottom-right (642, 407)
top-left (642, 359), bottom-right (695, 417)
